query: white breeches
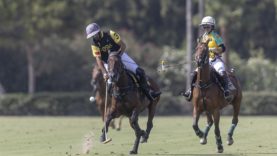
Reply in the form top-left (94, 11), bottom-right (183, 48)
top-left (104, 52), bottom-right (138, 73)
top-left (195, 57), bottom-right (226, 75)
top-left (209, 57), bottom-right (226, 75)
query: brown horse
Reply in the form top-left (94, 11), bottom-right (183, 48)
top-left (91, 64), bottom-right (123, 130)
top-left (100, 52), bottom-right (160, 154)
top-left (192, 40), bottom-right (242, 153)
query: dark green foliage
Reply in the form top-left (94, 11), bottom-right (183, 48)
top-left (240, 92), bottom-right (277, 115)
top-left (0, 92), bottom-right (98, 115)
top-left (1, 0), bottom-right (277, 94)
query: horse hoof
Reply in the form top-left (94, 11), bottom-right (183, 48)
top-left (217, 148), bottom-right (224, 153)
top-left (200, 138), bottom-right (207, 145)
top-left (227, 138), bottom-right (234, 146)
top-left (129, 150), bottom-right (137, 154)
top-left (217, 146), bottom-right (224, 153)
top-left (116, 128), bottom-right (121, 131)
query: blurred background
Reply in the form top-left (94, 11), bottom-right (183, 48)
top-left (0, 0), bottom-right (276, 116)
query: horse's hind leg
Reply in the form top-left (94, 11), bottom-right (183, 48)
top-left (192, 107), bottom-right (204, 139)
top-left (129, 110), bottom-right (144, 154)
top-left (213, 109), bottom-right (224, 153)
top-left (141, 102), bottom-right (156, 143)
top-left (115, 116), bottom-right (123, 131)
top-left (200, 112), bottom-right (213, 145)
top-left (227, 99), bottom-right (241, 145)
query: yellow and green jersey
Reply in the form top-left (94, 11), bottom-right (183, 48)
top-left (201, 31), bottom-right (225, 59)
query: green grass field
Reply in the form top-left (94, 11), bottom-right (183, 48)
top-left (0, 116), bottom-right (276, 156)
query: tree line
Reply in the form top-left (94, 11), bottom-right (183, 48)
top-left (0, 0), bottom-right (276, 93)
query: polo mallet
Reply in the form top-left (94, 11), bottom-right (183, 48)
top-left (103, 81), bottom-right (112, 144)
top-left (157, 60), bottom-right (188, 72)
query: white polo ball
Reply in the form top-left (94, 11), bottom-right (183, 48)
top-left (89, 96), bottom-right (95, 102)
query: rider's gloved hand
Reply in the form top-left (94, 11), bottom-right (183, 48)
top-left (209, 47), bottom-right (222, 54)
top-left (209, 47), bottom-right (217, 52)
top-left (103, 73), bottom-right (109, 81)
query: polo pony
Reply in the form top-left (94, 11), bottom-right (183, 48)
top-left (91, 64), bottom-right (123, 130)
top-left (191, 39), bottom-right (242, 153)
top-left (99, 52), bottom-right (161, 154)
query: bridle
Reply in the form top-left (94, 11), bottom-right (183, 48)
top-left (195, 43), bottom-right (209, 69)
top-left (108, 52), bottom-right (125, 84)
top-left (194, 42), bottom-right (213, 111)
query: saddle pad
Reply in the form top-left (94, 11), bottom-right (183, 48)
top-left (126, 70), bottom-right (140, 87)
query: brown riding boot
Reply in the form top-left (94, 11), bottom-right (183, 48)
top-left (220, 71), bottom-right (236, 102)
top-left (136, 67), bottom-right (161, 101)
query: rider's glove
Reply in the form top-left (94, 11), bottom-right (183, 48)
top-left (209, 47), bottom-right (217, 52)
top-left (103, 73), bottom-right (109, 81)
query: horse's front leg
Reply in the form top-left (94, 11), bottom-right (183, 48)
top-left (192, 107), bottom-right (204, 139)
top-left (213, 109), bottom-right (224, 153)
top-left (141, 102), bottom-right (156, 143)
top-left (129, 110), bottom-right (144, 154)
top-left (200, 112), bottom-right (213, 145)
top-left (99, 111), bottom-right (115, 143)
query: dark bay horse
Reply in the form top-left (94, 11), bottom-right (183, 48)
top-left (91, 64), bottom-right (123, 130)
top-left (192, 39), bottom-right (242, 153)
top-left (100, 52), bottom-right (160, 154)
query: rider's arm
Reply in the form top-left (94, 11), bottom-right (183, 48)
top-left (212, 44), bottom-right (225, 54)
top-left (95, 56), bottom-right (108, 76)
top-left (118, 40), bottom-right (126, 53)
top-left (91, 45), bottom-right (108, 76)
top-left (110, 30), bottom-right (125, 54)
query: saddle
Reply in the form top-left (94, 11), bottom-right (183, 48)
top-left (126, 70), bottom-right (140, 88)
top-left (211, 68), bottom-right (236, 95)
top-left (109, 70), bottom-right (142, 100)
top-left (212, 70), bottom-right (224, 91)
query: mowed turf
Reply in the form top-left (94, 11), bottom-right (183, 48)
top-left (0, 116), bottom-right (277, 156)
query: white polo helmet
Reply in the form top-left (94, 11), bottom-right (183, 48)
top-left (200, 16), bottom-right (216, 26)
top-left (86, 23), bottom-right (100, 39)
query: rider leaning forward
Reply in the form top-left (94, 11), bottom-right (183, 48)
top-left (85, 23), bottom-right (161, 101)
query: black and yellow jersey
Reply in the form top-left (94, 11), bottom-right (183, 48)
top-left (90, 30), bottom-right (121, 63)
